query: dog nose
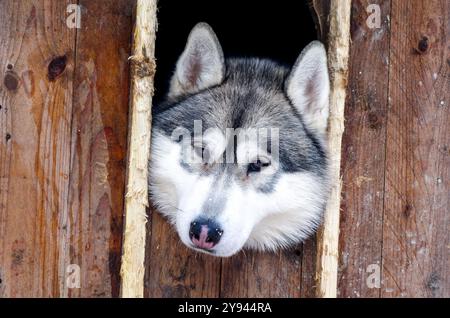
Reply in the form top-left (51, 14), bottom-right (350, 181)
top-left (189, 219), bottom-right (223, 250)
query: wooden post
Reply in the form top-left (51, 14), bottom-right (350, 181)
top-left (120, 0), bottom-right (157, 298)
top-left (315, 0), bottom-right (352, 298)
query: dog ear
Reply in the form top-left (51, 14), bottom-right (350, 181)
top-left (285, 41), bottom-right (330, 135)
top-left (169, 23), bottom-right (225, 98)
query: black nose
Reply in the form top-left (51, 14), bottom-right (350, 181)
top-left (189, 218), bottom-right (223, 249)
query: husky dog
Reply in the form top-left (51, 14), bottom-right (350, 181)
top-left (150, 23), bottom-right (330, 257)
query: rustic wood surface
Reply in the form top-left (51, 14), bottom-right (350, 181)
top-left (0, 0), bottom-right (132, 297)
top-left (220, 246), bottom-right (303, 298)
top-left (338, 0), bottom-right (391, 298)
top-left (339, 0), bottom-right (449, 298)
top-left (145, 210), bottom-right (308, 298)
top-left (0, 0), bottom-right (76, 297)
top-left (381, 0), bottom-right (449, 297)
top-left (145, 212), bottom-right (222, 298)
top-left (67, 0), bottom-right (132, 298)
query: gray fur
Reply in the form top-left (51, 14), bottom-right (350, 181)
top-left (153, 57), bottom-right (327, 181)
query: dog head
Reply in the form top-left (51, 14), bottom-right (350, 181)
top-left (150, 23), bottom-right (330, 257)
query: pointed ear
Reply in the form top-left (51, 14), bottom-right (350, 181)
top-left (169, 22), bottom-right (225, 98)
top-left (285, 41), bottom-right (330, 135)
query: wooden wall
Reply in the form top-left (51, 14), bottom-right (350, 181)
top-left (339, 0), bottom-right (449, 297)
top-left (0, 0), bottom-right (448, 298)
top-left (0, 0), bottom-right (133, 297)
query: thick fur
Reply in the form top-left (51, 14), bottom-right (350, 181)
top-left (150, 23), bottom-right (330, 257)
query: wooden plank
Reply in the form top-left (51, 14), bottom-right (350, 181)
top-left (381, 0), bottom-right (449, 297)
top-left (0, 0), bottom-right (76, 297)
top-left (145, 212), bottom-right (222, 297)
top-left (300, 237), bottom-right (318, 297)
top-left (220, 248), bottom-right (303, 298)
top-left (337, 0), bottom-right (391, 298)
top-left (67, 0), bottom-right (133, 297)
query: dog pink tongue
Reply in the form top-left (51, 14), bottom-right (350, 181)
top-left (193, 225), bottom-right (214, 249)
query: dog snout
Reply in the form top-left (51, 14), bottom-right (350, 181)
top-left (189, 219), bottom-right (223, 250)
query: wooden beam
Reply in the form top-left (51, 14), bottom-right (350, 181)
top-left (315, 0), bottom-right (352, 298)
top-left (338, 0), bottom-right (391, 298)
top-left (382, 0), bottom-right (449, 297)
top-left (0, 0), bottom-right (76, 297)
top-left (120, 0), bottom-right (157, 298)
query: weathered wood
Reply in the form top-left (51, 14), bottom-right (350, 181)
top-left (0, 0), bottom-right (133, 298)
top-left (220, 248), bottom-right (303, 298)
top-left (145, 212), bottom-right (221, 297)
top-left (300, 237), bottom-right (318, 297)
top-left (381, 0), bottom-right (449, 297)
top-left (338, 0), bottom-right (391, 298)
top-left (120, 0), bottom-right (157, 298)
top-left (315, 0), bottom-right (352, 298)
top-left (67, 0), bottom-right (133, 297)
top-left (145, 215), bottom-right (303, 298)
top-left (145, 214), bottom-right (305, 298)
top-left (0, 0), bottom-right (76, 297)
top-left (2, 0), bottom-right (447, 299)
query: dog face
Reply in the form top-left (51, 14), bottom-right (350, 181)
top-left (150, 23), bottom-right (330, 257)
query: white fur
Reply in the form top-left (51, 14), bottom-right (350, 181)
top-left (150, 132), bottom-right (328, 257)
top-left (244, 173), bottom-right (327, 251)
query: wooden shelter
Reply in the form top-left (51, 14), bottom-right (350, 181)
top-left (0, 0), bottom-right (448, 298)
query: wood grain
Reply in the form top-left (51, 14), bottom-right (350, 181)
top-left (0, 0), bottom-right (132, 297)
top-left (145, 211), bottom-right (222, 298)
top-left (338, 0), bottom-right (391, 298)
top-left (381, 0), bottom-right (449, 297)
top-left (220, 247), bottom-right (303, 298)
top-left (300, 237), bottom-right (318, 297)
top-left (1, 0), bottom-right (448, 299)
top-left (0, 0), bottom-right (76, 297)
top-left (67, 0), bottom-right (132, 298)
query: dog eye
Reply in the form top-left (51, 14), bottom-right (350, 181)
top-left (247, 159), bottom-right (270, 175)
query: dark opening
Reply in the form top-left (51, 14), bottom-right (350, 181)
top-left (153, 0), bottom-right (318, 104)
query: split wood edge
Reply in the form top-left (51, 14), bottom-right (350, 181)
top-left (315, 0), bottom-right (352, 298)
top-left (120, 0), bottom-right (157, 298)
